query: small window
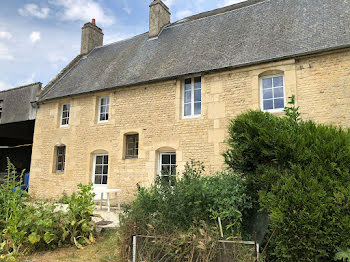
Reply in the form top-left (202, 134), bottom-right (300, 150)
top-left (0, 100), bottom-right (3, 121)
top-left (93, 154), bottom-right (108, 185)
top-left (183, 76), bottom-right (201, 118)
top-left (60, 103), bottom-right (70, 126)
top-left (261, 75), bottom-right (285, 111)
top-left (125, 134), bottom-right (139, 159)
top-left (98, 96), bottom-right (109, 122)
top-left (158, 152), bottom-right (176, 186)
top-left (56, 146), bottom-right (66, 173)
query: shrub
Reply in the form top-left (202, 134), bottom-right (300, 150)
top-left (118, 160), bottom-right (251, 261)
top-left (223, 98), bottom-right (350, 261)
top-left (0, 158), bottom-right (97, 260)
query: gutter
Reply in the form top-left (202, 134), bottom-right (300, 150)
top-left (0, 144), bottom-right (32, 149)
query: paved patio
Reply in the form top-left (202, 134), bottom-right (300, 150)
top-left (54, 203), bottom-right (122, 230)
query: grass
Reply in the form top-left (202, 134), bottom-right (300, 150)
top-left (21, 230), bottom-right (119, 262)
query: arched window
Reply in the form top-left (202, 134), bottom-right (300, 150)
top-left (260, 71), bottom-right (285, 112)
top-left (156, 147), bottom-right (177, 186)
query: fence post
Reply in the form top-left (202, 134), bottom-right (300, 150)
top-left (132, 235), bottom-right (137, 262)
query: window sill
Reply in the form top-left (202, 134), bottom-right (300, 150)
top-left (123, 157), bottom-right (139, 161)
top-left (60, 125), bottom-right (69, 128)
top-left (262, 109), bottom-right (284, 114)
top-left (54, 172), bottom-right (65, 175)
top-left (182, 114), bottom-right (202, 120)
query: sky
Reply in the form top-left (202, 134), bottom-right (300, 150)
top-left (0, 0), bottom-right (246, 91)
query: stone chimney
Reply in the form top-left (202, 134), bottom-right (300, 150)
top-left (149, 0), bottom-right (170, 38)
top-left (81, 19), bottom-right (104, 55)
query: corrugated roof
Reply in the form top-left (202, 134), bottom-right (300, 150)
top-left (40, 0), bottom-right (350, 101)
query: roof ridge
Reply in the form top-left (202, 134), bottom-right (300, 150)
top-left (0, 82), bottom-right (42, 94)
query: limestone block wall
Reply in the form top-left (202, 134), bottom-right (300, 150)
top-left (29, 48), bottom-right (350, 202)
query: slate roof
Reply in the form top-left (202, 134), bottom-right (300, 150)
top-left (0, 83), bottom-right (41, 124)
top-left (40, 0), bottom-right (350, 101)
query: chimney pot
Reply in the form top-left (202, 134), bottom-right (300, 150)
top-left (149, 0), bottom-right (170, 38)
top-left (80, 20), bottom-right (103, 54)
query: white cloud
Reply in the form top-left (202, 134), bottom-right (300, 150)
top-left (17, 73), bottom-right (36, 87)
top-left (0, 43), bottom-right (14, 61)
top-left (163, 0), bottom-right (175, 7)
top-left (49, 0), bottom-right (115, 27)
top-left (18, 4), bottom-right (50, 19)
top-left (104, 32), bottom-right (134, 45)
top-left (218, 0), bottom-right (246, 8)
top-left (175, 9), bottom-right (193, 20)
top-left (0, 81), bottom-right (13, 91)
top-left (30, 31), bottom-right (41, 43)
top-left (0, 31), bottom-right (12, 40)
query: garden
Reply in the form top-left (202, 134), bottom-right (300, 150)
top-left (1, 96), bottom-right (350, 261)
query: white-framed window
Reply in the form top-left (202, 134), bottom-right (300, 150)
top-left (260, 75), bottom-right (285, 112)
top-left (183, 76), bottom-right (201, 118)
top-left (60, 103), bottom-right (70, 126)
top-left (93, 154), bottom-right (108, 185)
top-left (56, 146), bottom-right (66, 173)
top-left (0, 100), bottom-right (3, 121)
top-left (158, 152), bottom-right (176, 186)
top-left (98, 96), bottom-right (109, 122)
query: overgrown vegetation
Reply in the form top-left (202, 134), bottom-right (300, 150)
top-left (118, 160), bottom-right (253, 261)
top-left (224, 96), bottom-right (350, 261)
top-left (0, 158), bottom-right (96, 261)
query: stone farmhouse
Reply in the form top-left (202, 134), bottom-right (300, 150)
top-left (29, 0), bottom-right (350, 201)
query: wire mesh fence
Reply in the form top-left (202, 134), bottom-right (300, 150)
top-left (132, 235), bottom-right (259, 262)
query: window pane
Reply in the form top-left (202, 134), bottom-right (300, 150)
top-left (194, 102), bottom-right (201, 115)
top-left (95, 165), bottom-right (103, 174)
top-left (171, 154), bottom-right (176, 164)
top-left (103, 155), bottom-right (108, 164)
top-left (273, 76), bottom-right (283, 87)
top-left (170, 176), bottom-right (176, 186)
top-left (274, 98), bottom-right (284, 109)
top-left (170, 165), bottom-right (176, 176)
top-left (105, 113), bottom-right (109, 120)
top-left (184, 104), bottom-right (191, 116)
top-left (263, 89), bottom-right (273, 99)
top-left (100, 114), bottom-right (106, 121)
top-left (185, 79), bottom-right (192, 91)
top-left (161, 175), bottom-right (169, 185)
top-left (162, 154), bottom-right (170, 164)
top-left (103, 165), bottom-right (108, 174)
top-left (274, 87), bottom-right (284, 98)
top-left (161, 166), bottom-right (170, 176)
top-left (102, 175), bottom-right (108, 185)
top-left (57, 163), bottom-right (62, 171)
top-left (95, 175), bottom-right (102, 184)
top-left (194, 77), bottom-right (201, 89)
top-left (263, 100), bottom-right (273, 110)
top-left (100, 98), bottom-right (106, 105)
top-left (96, 156), bottom-right (103, 164)
top-left (62, 112), bottom-right (68, 118)
top-left (194, 89), bottom-right (201, 102)
top-left (185, 91), bottom-right (191, 103)
top-left (262, 78), bottom-right (272, 89)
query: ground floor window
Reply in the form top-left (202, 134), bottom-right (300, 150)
top-left (93, 154), bottom-right (108, 185)
top-left (56, 146), bottom-right (66, 173)
top-left (158, 152), bottom-right (176, 186)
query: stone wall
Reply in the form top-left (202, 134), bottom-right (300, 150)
top-left (29, 48), bottom-right (350, 202)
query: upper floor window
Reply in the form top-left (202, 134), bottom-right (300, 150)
top-left (125, 134), bottom-right (139, 159)
top-left (60, 103), bottom-right (70, 126)
top-left (261, 75), bottom-right (285, 112)
top-left (56, 146), bottom-right (66, 173)
top-left (98, 96), bottom-right (109, 122)
top-left (183, 76), bottom-right (201, 118)
top-left (0, 100), bottom-right (3, 121)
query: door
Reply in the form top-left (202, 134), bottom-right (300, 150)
top-left (92, 154), bottom-right (108, 198)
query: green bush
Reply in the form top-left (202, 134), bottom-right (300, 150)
top-left (118, 160), bottom-right (252, 260)
top-left (0, 159), bottom-right (97, 260)
top-left (223, 99), bottom-right (350, 261)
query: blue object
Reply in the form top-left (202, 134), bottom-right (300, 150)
top-left (20, 173), bottom-right (30, 192)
